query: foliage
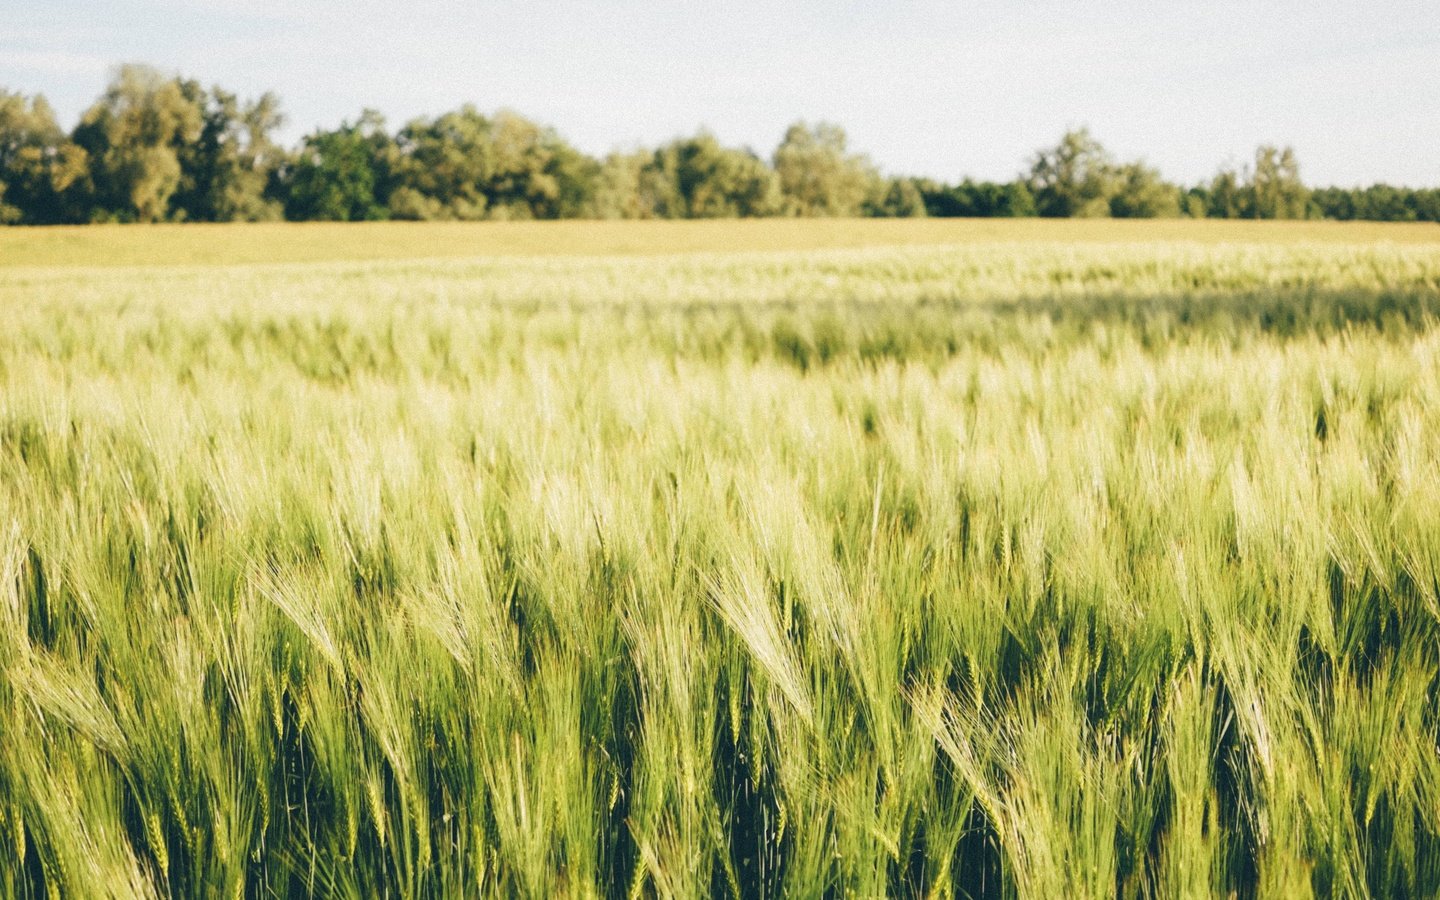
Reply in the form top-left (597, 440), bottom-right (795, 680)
top-left (773, 121), bottom-right (875, 216)
top-left (70, 64), bottom-right (205, 222)
top-left (1311, 184), bottom-right (1440, 223)
top-left (482, 111), bottom-right (597, 220)
top-left (388, 105), bottom-right (495, 221)
top-left (171, 87), bottom-right (285, 222)
top-left (1109, 160), bottom-right (1181, 218)
top-left (280, 110), bottom-right (393, 222)
top-left (638, 132), bottom-right (781, 218)
top-left (3, 66), bottom-right (1439, 224)
top-left (0, 91), bottom-right (84, 225)
top-left (583, 151), bottom-right (651, 220)
top-left (917, 178), bottom-right (1036, 218)
top-left (1249, 145), bottom-right (1309, 219)
top-left (1193, 147), bottom-right (1311, 221)
top-left (1026, 127), bottom-right (1120, 217)
top-left (863, 177), bottom-right (927, 217)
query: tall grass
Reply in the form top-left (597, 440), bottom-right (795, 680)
top-left (2, 230), bottom-right (1440, 897)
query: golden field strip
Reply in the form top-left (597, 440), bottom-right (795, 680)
top-left (2, 221), bottom-right (1440, 898)
top-left (2, 217), bottom-right (1438, 268)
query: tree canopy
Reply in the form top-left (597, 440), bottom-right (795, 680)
top-left (773, 122), bottom-right (875, 217)
top-left (2, 65), bottom-right (1437, 225)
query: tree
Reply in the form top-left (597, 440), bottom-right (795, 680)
top-left (1248, 145), bottom-right (1308, 219)
top-left (1311, 184), bottom-right (1440, 222)
top-left (1026, 128), bottom-right (1119, 218)
top-left (1004, 181), bottom-right (1037, 217)
top-left (914, 178), bottom-right (1036, 218)
top-left (1181, 187), bottom-right (1209, 218)
top-left (389, 105), bottom-right (494, 220)
top-left (773, 122), bottom-right (873, 217)
top-left (71, 64), bottom-right (204, 222)
top-left (483, 111), bottom-right (596, 220)
top-left (11, 68), bottom-right (1439, 227)
top-left (172, 87), bottom-right (285, 221)
top-left (1206, 167), bottom-right (1246, 218)
top-left (583, 150), bottom-right (649, 219)
top-left (1414, 189), bottom-right (1440, 222)
top-left (0, 91), bottom-right (50, 222)
top-left (1351, 184), bottom-right (1412, 221)
top-left (864, 177), bottom-right (927, 217)
top-left (0, 90), bottom-right (89, 224)
top-left (638, 132), bottom-right (780, 218)
top-left (281, 110), bottom-right (393, 221)
top-left (385, 107), bottom-right (598, 221)
top-left (1109, 161), bottom-right (1180, 218)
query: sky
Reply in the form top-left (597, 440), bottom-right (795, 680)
top-left (2, 1), bottom-right (1437, 188)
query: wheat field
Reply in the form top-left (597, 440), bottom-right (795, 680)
top-left (3, 222), bottom-right (1440, 897)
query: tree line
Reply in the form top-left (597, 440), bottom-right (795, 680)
top-left (3, 64), bottom-right (1438, 225)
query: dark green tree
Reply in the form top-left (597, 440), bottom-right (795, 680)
top-left (1206, 167), bottom-right (1247, 218)
top-left (915, 178), bottom-right (1035, 217)
top-left (172, 87), bottom-right (284, 221)
top-left (1003, 181), bottom-right (1037, 217)
top-left (1414, 189), bottom-right (1440, 222)
top-left (281, 110), bottom-right (393, 221)
top-left (0, 90), bottom-right (91, 224)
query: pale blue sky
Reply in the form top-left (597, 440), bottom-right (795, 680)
top-left (2, 1), bottom-right (1437, 187)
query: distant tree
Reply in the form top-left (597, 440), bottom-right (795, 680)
top-left (913, 178), bottom-right (961, 217)
top-left (384, 107), bottom-right (598, 220)
top-left (1413, 189), bottom-right (1440, 222)
top-left (1248, 145), bottom-right (1308, 219)
top-left (281, 110), bottom-right (393, 221)
top-left (540, 139), bottom-right (599, 220)
top-left (582, 150), bottom-right (649, 219)
top-left (1206, 167), bottom-right (1247, 218)
top-left (1004, 181), bottom-right (1037, 217)
top-left (1352, 184), bottom-right (1414, 222)
top-left (864, 176), bottom-right (927, 217)
top-left (0, 90), bottom-right (91, 224)
top-left (0, 91), bottom-right (53, 222)
top-left (1310, 186), bottom-right (1354, 220)
top-left (639, 132), bottom-right (780, 218)
top-left (1109, 161), bottom-right (1181, 218)
top-left (11, 67), bottom-right (1440, 227)
top-left (171, 87), bottom-right (284, 221)
top-left (1026, 128), bottom-right (1119, 217)
top-left (1181, 187), bottom-right (1209, 218)
top-left (71, 64), bottom-right (205, 222)
top-left (389, 106), bottom-right (494, 220)
top-left (916, 178), bottom-right (1035, 218)
top-left (483, 111), bottom-right (596, 220)
top-left (773, 122), bottom-right (873, 217)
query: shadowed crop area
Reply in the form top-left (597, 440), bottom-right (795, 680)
top-left (3, 223), bottom-right (1440, 897)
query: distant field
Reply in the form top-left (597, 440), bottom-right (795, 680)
top-left (2, 217), bottom-right (1439, 268)
top-left (3, 225), bottom-right (1440, 897)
